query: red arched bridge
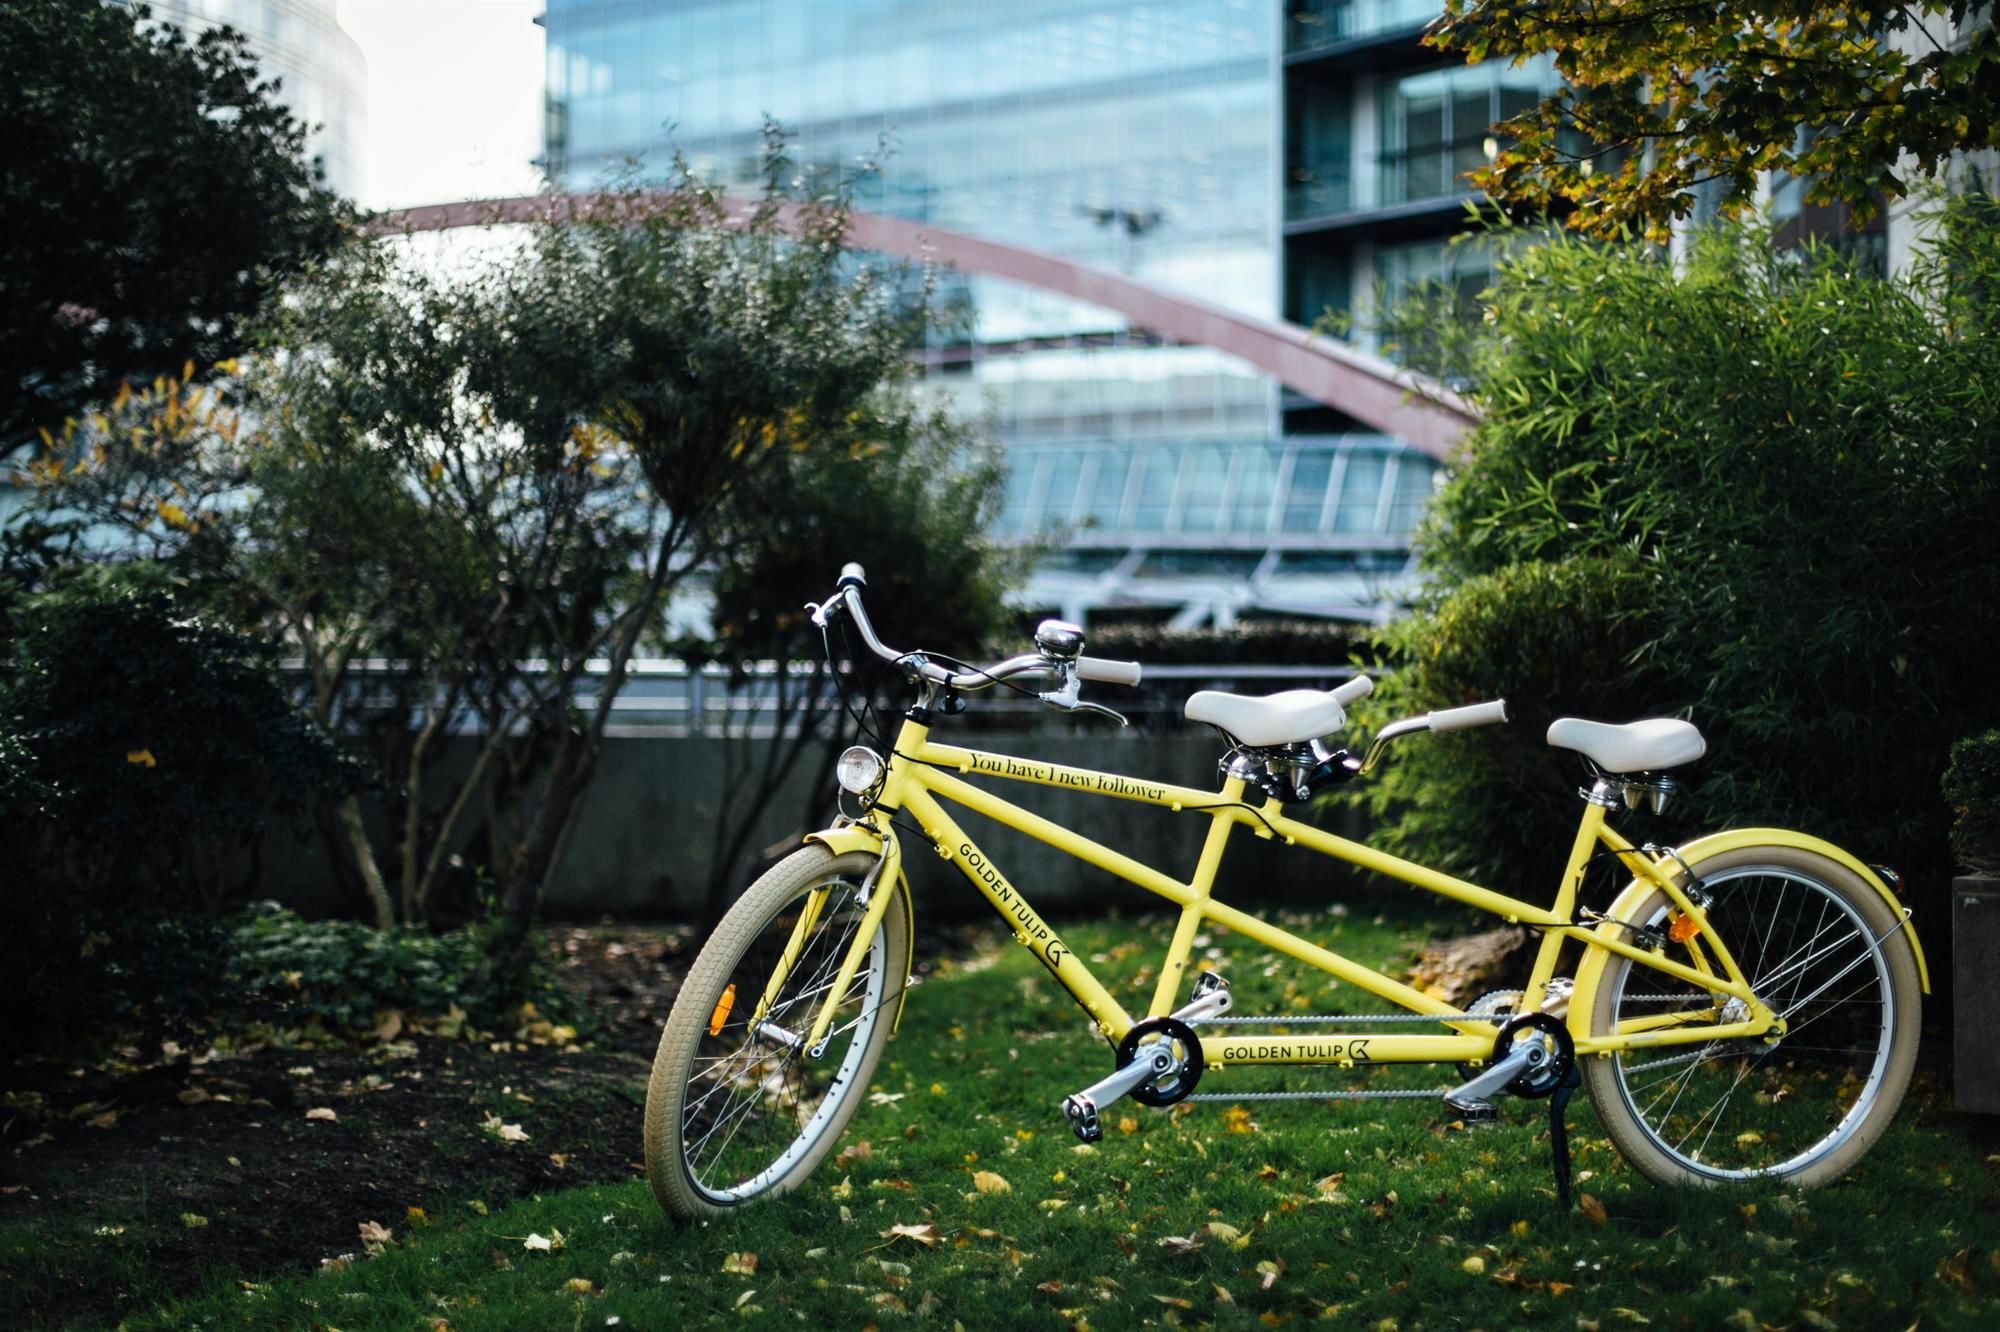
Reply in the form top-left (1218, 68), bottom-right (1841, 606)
top-left (367, 193), bottom-right (1478, 460)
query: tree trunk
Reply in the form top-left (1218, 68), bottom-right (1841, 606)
top-left (486, 721), bottom-right (594, 974)
top-left (337, 794), bottom-right (396, 930)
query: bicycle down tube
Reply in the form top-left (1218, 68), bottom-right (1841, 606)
top-left (800, 717), bottom-right (1774, 1072)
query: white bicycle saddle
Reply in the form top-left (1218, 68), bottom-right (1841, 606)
top-left (1185, 689), bottom-right (1350, 747)
top-left (1546, 717), bottom-right (1705, 774)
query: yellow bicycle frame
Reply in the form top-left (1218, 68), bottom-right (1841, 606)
top-left (802, 716), bottom-right (1927, 1072)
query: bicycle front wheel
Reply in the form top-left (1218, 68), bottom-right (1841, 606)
top-left (1581, 844), bottom-right (1920, 1187)
top-left (645, 846), bottom-right (910, 1219)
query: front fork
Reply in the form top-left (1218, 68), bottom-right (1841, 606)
top-left (784, 825), bottom-right (904, 1057)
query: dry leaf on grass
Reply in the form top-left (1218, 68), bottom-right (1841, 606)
top-left (971, 1170), bottom-right (1011, 1195)
top-left (304, 1107), bottom-right (337, 1123)
top-left (722, 1251), bottom-right (758, 1275)
top-left (883, 1222), bottom-right (942, 1247)
top-left (481, 1112), bottom-right (529, 1143)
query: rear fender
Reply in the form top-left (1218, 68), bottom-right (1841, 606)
top-left (803, 823), bottom-right (916, 1036)
top-left (1570, 827), bottom-right (1930, 1040)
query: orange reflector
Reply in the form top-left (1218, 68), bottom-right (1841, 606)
top-left (1668, 913), bottom-right (1700, 943)
top-left (708, 983), bottom-right (737, 1036)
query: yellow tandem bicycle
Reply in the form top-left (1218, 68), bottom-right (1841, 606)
top-left (643, 564), bottom-right (1927, 1220)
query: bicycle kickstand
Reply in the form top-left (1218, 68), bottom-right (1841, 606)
top-left (1548, 1063), bottom-right (1583, 1213)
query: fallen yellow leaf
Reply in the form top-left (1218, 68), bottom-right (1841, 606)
top-left (971, 1170), bottom-right (1011, 1195)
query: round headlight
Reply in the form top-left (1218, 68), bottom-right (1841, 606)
top-left (835, 745), bottom-right (885, 795)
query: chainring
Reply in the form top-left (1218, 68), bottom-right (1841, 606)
top-left (1116, 1016), bottom-right (1204, 1106)
top-left (1492, 1012), bottom-right (1576, 1100)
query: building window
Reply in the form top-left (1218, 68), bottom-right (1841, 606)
top-left (1376, 56), bottom-right (1556, 206)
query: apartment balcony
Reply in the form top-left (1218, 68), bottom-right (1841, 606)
top-left (1284, 0), bottom-right (1440, 68)
top-left (1284, 147), bottom-right (1485, 236)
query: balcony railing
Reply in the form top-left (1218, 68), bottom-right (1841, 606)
top-left (1285, 175), bottom-right (1354, 224)
top-left (1285, 0), bottom-right (1440, 57)
top-left (1285, 147), bottom-right (1484, 224)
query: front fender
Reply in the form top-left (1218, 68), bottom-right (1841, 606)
top-left (803, 822), bottom-right (916, 1036)
top-left (1570, 828), bottom-right (1930, 1038)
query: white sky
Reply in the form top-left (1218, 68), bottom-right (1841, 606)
top-left (334, 0), bottom-right (547, 213)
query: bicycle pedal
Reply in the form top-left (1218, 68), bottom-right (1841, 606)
top-left (1171, 973), bottom-right (1232, 1026)
top-left (1062, 1094), bottom-right (1103, 1143)
top-left (1446, 1097), bottom-right (1499, 1123)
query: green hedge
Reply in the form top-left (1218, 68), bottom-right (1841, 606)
top-left (1087, 619), bottom-right (1365, 667)
top-left (1944, 729), bottom-right (2000, 872)
top-left (1344, 196), bottom-right (2000, 929)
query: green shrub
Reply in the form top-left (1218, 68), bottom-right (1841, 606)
top-left (7, 909), bottom-right (242, 1056)
top-left (1943, 729), bottom-right (2000, 872)
top-left (1347, 555), bottom-right (1664, 889)
top-left (226, 905), bottom-right (572, 1038)
top-left (3, 575), bottom-right (362, 901)
top-left (1087, 619), bottom-right (1365, 667)
top-left (1346, 196), bottom-right (2000, 924)
top-left (1, 574), bottom-right (362, 1053)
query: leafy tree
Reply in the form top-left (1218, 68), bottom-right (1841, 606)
top-left (0, 0), bottom-right (345, 451)
top-left (18, 246), bottom-right (653, 933)
top-left (1345, 197), bottom-right (2000, 943)
top-left (1430, 2), bottom-right (2000, 238)
top-left (687, 418), bottom-right (1024, 913)
top-left (451, 151), bottom-right (950, 959)
top-left (19, 138), bottom-right (1005, 967)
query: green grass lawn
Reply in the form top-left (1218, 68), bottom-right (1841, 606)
top-left (27, 907), bottom-right (2000, 1330)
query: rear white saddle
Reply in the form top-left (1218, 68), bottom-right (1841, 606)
top-left (1546, 717), bottom-right (1705, 774)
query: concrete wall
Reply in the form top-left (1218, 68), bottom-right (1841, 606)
top-left (262, 731), bottom-right (1379, 922)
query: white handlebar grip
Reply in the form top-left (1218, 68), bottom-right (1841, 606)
top-left (838, 562), bottom-right (867, 588)
top-left (1428, 699), bottom-right (1510, 732)
top-left (1076, 656), bottom-right (1142, 686)
top-left (1331, 675), bottom-right (1374, 706)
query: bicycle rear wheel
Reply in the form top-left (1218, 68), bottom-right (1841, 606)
top-left (645, 847), bottom-right (910, 1219)
top-left (1581, 844), bottom-right (1919, 1187)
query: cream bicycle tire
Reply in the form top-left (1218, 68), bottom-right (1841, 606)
top-left (1581, 844), bottom-right (1920, 1187)
top-left (645, 847), bottom-right (910, 1219)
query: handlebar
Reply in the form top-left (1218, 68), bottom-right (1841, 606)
top-left (1429, 699), bottom-right (1510, 732)
top-left (1077, 656), bottom-right (1143, 686)
top-left (809, 564), bottom-right (1143, 693)
top-left (1352, 688), bottom-right (1504, 772)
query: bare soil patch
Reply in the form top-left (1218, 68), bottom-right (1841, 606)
top-left (1, 924), bottom-right (694, 1330)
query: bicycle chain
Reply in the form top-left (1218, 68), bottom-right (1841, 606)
top-left (1204, 1011), bottom-right (1512, 1025)
top-left (1185, 1087), bottom-right (1450, 1102)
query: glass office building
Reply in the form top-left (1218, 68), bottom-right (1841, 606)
top-left (118, 0), bottom-right (368, 198)
top-left (541, 0), bottom-right (1444, 624)
top-left (1281, 0), bottom-right (1558, 399)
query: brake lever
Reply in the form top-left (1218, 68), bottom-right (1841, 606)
top-left (1039, 687), bottom-right (1129, 727)
top-left (806, 591), bottom-right (847, 630)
